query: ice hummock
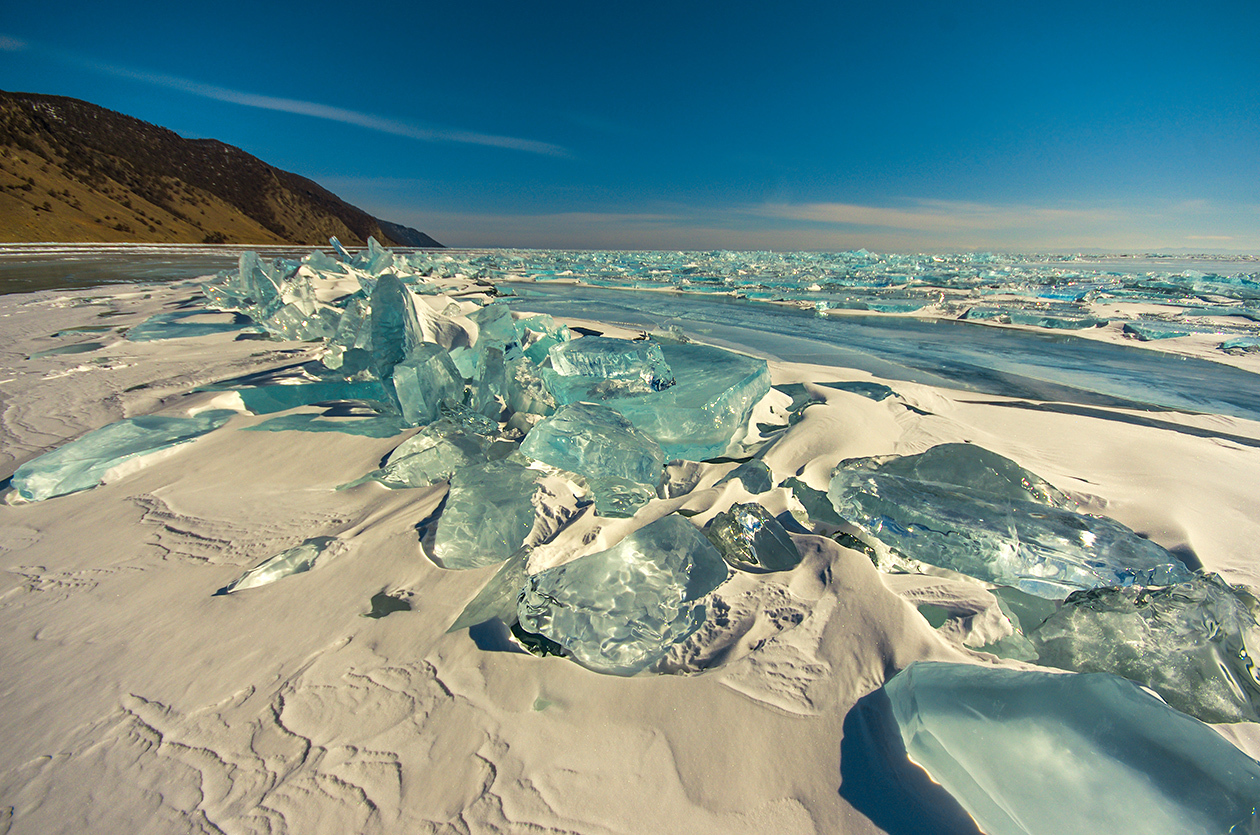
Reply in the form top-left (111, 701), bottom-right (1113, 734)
top-left (517, 514), bottom-right (729, 675)
top-left (9, 410), bottom-right (236, 502)
top-left (1025, 573), bottom-right (1260, 724)
top-left (883, 661), bottom-right (1260, 835)
top-left (519, 402), bottom-right (665, 517)
top-left (827, 443), bottom-right (1192, 598)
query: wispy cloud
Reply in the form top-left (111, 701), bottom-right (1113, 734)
top-left (751, 200), bottom-right (1121, 234)
top-left (7, 36), bottom-right (566, 156)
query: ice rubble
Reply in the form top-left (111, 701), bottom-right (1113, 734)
top-left (8, 410), bottom-right (235, 502)
top-left (884, 661), bottom-right (1260, 835)
top-left (517, 514), bottom-right (729, 676)
top-left (827, 443), bottom-right (1192, 599)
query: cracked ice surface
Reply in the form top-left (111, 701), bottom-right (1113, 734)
top-left (827, 443), bottom-right (1192, 598)
top-left (518, 514), bottom-right (729, 675)
top-left (884, 661), bottom-right (1260, 835)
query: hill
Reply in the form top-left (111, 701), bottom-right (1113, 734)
top-left (0, 90), bottom-right (441, 247)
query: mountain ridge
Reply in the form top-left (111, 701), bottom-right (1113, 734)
top-left (0, 90), bottom-right (441, 248)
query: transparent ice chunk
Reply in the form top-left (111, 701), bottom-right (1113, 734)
top-left (390, 344), bottom-right (465, 427)
top-left (433, 459), bottom-right (540, 569)
top-left (1027, 573), bottom-right (1260, 723)
top-left (354, 418), bottom-right (495, 488)
top-left (827, 444), bottom-right (1191, 598)
top-left (705, 503), bottom-right (801, 572)
top-left (214, 536), bottom-right (338, 595)
top-left (547, 336), bottom-right (674, 392)
top-left (447, 549), bottom-right (530, 632)
top-left (9, 410), bottom-right (235, 502)
top-left (517, 514), bottom-right (729, 675)
top-left (578, 342), bottom-right (770, 461)
top-left (718, 459), bottom-right (773, 493)
top-left (520, 402), bottom-right (664, 517)
top-left (883, 661), bottom-right (1260, 835)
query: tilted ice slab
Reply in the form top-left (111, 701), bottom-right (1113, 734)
top-left (550, 341), bottom-right (769, 462)
top-left (517, 514), bottom-right (729, 675)
top-left (9, 410), bottom-right (235, 502)
top-left (433, 459), bottom-right (541, 569)
top-left (884, 661), bottom-right (1260, 835)
top-left (827, 443), bottom-right (1192, 599)
top-left (520, 402), bottom-right (665, 517)
top-left (351, 417), bottom-right (500, 489)
top-left (214, 536), bottom-right (339, 595)
top-left (1027, 573), bottom-right (1260, 724)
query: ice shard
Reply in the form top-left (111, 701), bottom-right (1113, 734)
top-left (447, 549), bottom-right (530, 632)
top-left (705, 503), bottom-right (801, 572)
top-left (718, 459), bottom-right (773, 494)
top-left (517, 514), bottom-right (729, 675)
top-left (433, 459), bottom-right (540, 569)
top-left (390, 344), bottom-right (465, 427)
top-left (827, 443), bottom-right (1192, 598)
top-left (519, 402), bottom-right (664, 517)
top-left (883, 661), bottom-right (1260, 835)
top-left (1027, 573), bottom-right (1260, 723)
top-left (9, 410), bottom-right (235, 502)
top-left (214, 536), bottom-right (339, 595)
top-left (369, 274), bottom-right (423, 377)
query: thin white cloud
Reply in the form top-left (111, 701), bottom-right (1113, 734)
top-left (0, 34), bottom-right (28, 51)
top-left (20, 39), bottom-right (566, 156)
top-left (752, 200), bottom-right (1121, 234)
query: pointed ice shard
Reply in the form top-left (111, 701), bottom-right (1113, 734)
top-left (517, 514), bottom-right (729, 675)
top-left (448, 549), bottom-right (530, 632)
top-left (827, 443), bottom-right (1192, 598)
top-left (705, 503), bottom-right (801, 572)
top-left (1027, 573), bottom-right (1260, 723)
top-left (433, 459), bottom-right (540, 569)
top-left (214, 536), bottom-right (339, 595)
top-left (883, 662), bottom-right (1260, 835)
top-left (369, 274), bottom-right (423, 377)
top-left (718, 459), bottom-right (773, 494)
top-left (9, 410), bottom-right (235, 502)
top-left (390, 344), bottom-right (465, 427)
top-left (520, 402), bottom-right (664, 517)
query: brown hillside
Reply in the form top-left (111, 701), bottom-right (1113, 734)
top-left (0, 90), bottom-right (441, 247)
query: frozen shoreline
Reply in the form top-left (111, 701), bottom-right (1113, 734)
top-left (1, 262), bottom-right (1258, 833)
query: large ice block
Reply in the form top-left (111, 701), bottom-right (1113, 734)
top-left (1027, 573), bottom-right (1260, 723)
top-left (433, 459), bottom-right (540, 569)
top-left (520, 403), bottom-right (664, 517)
top-left (390, 343), bottom-right (465, 427)
top-left (214, 536), bottom-right (338, 595)
top-left (555, 342), bottom-right (769, 462)
top-left (827, 443), bottom-right (1191, 598)
top-left (517, 514), bottom-right (729, 675)
top-left (9, 410), bottom-right (235, 502)
top-left (544, 336), bottom-right (675, 400)
top-left (705, 503), bottom-right (801, 572)
top-left (369, 274), bottom-right (423, 377)
top-left (883, 661), bottom-right (1260, 835)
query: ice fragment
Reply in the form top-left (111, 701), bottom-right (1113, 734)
top-left (705, 503), bottom-right (801, 572)
top-left (433, 460), bottom-right (540, 569)
top-left (215, 536), bottom-right (338, 595)
top-left (517, 514), bottom-right (728, 675)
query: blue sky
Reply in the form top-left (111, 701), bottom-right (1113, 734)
top-left (2, 1), bottom-right (1257, 251)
